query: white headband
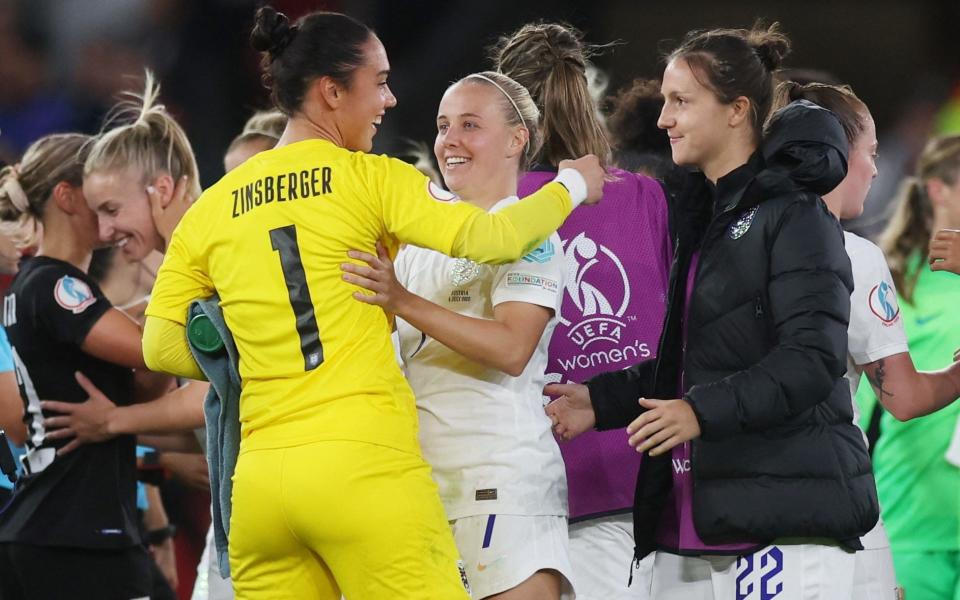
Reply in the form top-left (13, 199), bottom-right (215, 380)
top-left (2, 165), bottom-right (30, 214)
top-left (464, 73), bottom-right (526, 129)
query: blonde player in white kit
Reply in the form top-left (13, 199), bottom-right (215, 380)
top-left (773, 81), bottom-right (960, 600)
top-left (341, 71), bottom-right (576, 599)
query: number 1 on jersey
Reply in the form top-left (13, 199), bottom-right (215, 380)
top-left (270, 225), bottom-right (323, 371)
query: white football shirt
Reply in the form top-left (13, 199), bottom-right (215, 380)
top-left (395, 196), bottom-right (568, 520)
top-left (844, 230), bottom-right (909, 550)
top-left (844, 231), bottom-right (909, 410)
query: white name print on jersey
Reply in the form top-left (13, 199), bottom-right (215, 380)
top-left (867, 280), bottom-right (900, 327)
top-left (53, 276), bottom-right (97, 314)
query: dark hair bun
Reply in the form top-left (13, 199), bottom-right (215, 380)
top-left (251, 5), bottom-right (297, 58)
top-left (747, 24), bottom-right (790, 72)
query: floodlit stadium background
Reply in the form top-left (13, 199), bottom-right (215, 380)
top-left (1, 0), bottom-right (958, 233)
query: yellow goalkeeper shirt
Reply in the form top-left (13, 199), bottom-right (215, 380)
top-left (144, 138), bottom-right (577, 454)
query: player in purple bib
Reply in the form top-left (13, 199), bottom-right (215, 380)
top-left (495, 23), bottom-right (671, 599)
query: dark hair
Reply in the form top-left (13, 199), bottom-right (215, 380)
top-left (606, 78), bottom-right (673, 176)
top-left (491, 22), bottom-right (611, 167)
top-left (251, 6), bottom-right (373, 116)
top-left (770, 81), bottom-right (868, 145)
top-left (667, 22), bottom-right (790, 141)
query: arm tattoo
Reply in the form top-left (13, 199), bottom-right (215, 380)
top-left (866, 358), bottom-right (894, 399)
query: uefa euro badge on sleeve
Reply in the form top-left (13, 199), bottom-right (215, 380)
top-left (54, 275), bottom-right (97, 314)
top-left (729, 206), bottom-right (759, 240)
top-left (187, 305), bottom-right (225, 355)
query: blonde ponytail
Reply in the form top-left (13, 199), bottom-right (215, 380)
top-left (492, 22), bottom-right (611, 168)
top-left (880, 134), bottom-right (960, 304)
top-left (85, 70), bottom-right (201, 200)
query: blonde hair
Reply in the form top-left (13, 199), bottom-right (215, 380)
top-left (880, 134), bottom-right (960, 303)
top-left (491, 22), bottom-right (611, 168)
top-left (85, 71), bottom-right (201, 200)
top-left (226, 110), bottom-right (287, 154)
top-left (0, 133), bottom-right (92, 247)
top-left (454, 71), bottom-right (542, 171)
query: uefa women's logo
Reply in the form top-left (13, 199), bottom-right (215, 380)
top-left (868, 280), bottom-right (900, 326)
top-left (560, 233), bottom-right (631, 348)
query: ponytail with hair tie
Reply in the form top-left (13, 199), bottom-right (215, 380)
top-left (492, 22), bottom-right (611, 167)
top-left (1, 165), bottom-right (30, 215)
top-left (880, 134), bottom-right (960, 304)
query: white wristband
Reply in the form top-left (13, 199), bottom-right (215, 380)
top-left (554, 168), bottom-right (588, 208)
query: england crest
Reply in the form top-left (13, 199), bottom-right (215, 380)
top-left (729, 206), bottom-right (759, 240)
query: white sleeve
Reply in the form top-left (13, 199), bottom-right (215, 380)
top-left (393, 245), bottom-right (412, 288)
top-left (848, 241), bottom-right (909, 365)
top-left (491, 232), bottom-right (564, 313)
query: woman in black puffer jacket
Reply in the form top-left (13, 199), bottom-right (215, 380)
top-left (546, 24), bottom-right (879, 598)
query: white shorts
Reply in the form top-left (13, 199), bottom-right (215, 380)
top-left (651, 541), bottom-right (857, 600)
top-left (191, 523), bottom-right (234, 600)
top-left (450, 514), bottom-right (575, 600)
top-left (852, 546), bottom-right (899, 600)
top-left (568, 513), bottom-right (652, 599)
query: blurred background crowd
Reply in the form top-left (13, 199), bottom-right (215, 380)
top-left (3, 0), bottom-right (960, 237)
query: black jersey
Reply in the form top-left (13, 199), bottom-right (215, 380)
top-left (0, 257), bottom-right (140, 549)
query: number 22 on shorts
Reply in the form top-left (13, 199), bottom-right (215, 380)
top-left (736, 547), bottom-right (783, 600)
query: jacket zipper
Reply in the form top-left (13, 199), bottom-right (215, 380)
top-left (755, 295), bottom-right (764, 319)
top-left (678, 199), bottom-right (758, 556)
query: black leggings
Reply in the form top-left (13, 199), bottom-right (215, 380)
top-left (0, 543), bottom-right (155, 600)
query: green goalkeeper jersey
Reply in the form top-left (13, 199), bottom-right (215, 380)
top-left (856, 254), bottom-right (960, 552)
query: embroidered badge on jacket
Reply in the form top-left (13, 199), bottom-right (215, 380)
top-left (729, 206), bottom-right (759, 240)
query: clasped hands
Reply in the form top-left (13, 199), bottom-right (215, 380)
top-left (543, 382), bottom-right (701, 456)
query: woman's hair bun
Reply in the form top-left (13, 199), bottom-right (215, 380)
top-left (747, 23), bottom-right (790, 71)
top-left (250, 5), bottom-right (297, 58)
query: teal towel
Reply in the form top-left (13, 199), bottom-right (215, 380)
top-left (186, 296), bottom-right (240, 579)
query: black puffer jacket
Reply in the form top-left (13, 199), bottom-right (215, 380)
top-left (588, 100), bottom-right (879, 557)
